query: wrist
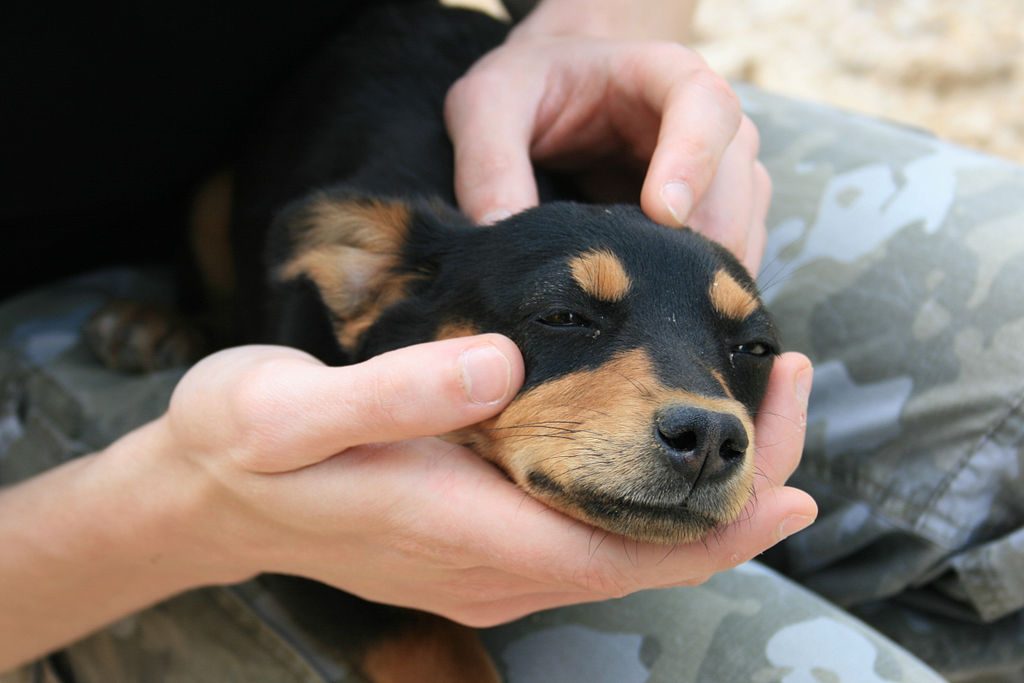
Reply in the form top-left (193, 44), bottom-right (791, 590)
top-left (85, 417), bottom-right (257, 590)
top-left (0, 418), bottom-right (253, 670)
top-left (511, 0), bottom-right (698, 43)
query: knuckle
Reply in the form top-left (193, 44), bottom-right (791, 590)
top-left (644, 41), bottom-right (704, 71)
top-left (444, 78), bottom-right (470, 123)
top-left (363, 363), bottom-right (411, 428)
top-left (689, 69), bottom-right (741, 122)
top-left (228, 360), bottom-right (286, 425)
top-left (227, 360), bottom-right (295, 446)
top-left (738, 115), bottom-right (761, 156)
top-left (445, 69), bottom-right (502, 129)
top-left (755, 160), bottom-right (772, 193)
top-left (460, 148), bottom-right (518, 183)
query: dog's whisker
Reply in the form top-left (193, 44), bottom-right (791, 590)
top-left (588, 529), bottom-right (611, 559)
top-left (657, 542), bottom-right (680, 565)
top-left (750, 408), bottom-right (805, 428)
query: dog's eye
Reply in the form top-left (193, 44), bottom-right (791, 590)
top-left (733, 342), bottom-right (773, 357)
top-left (537, 310), bottom-right (592, 328)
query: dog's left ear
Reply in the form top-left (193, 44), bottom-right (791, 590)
top-left (274, 192), bottom-right (461, 351)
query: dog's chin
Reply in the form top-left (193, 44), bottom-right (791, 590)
top-left (444, 425), bottom-right (755, 545)
top-left (523, 469), bottom-right (751, 545)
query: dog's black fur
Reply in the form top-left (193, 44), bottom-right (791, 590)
top-left (91, 3), bottom-right (779, 680)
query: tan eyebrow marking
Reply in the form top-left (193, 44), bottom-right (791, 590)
top-left (710, 269), bottom-right (759, 320)
top-left (710, 369), bottom-right (735, 400)
top-left (569, 249), bottom-right (632, 302)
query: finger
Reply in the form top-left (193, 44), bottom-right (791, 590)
top-left (485, 484), bottom-right (815, 596)
top-left (685, 116), bottom-right (761, 260)
top-left (373, 422), bottom-right (813, 597)
top-left (744, 162), bottom-right (771, 276)
top-left (235, 335), bottom-right (525, 472)
top-left (633, 47), bottom-right (743, 226)
top-left (445, 71), bottom-right (541, 223)
top-left (660, 484), bottom-right (817, 582)
top-left (752, 352), bottom-right (813, 489)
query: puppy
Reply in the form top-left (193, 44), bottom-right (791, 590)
top-left (89, 3), bottom-right (778, 680)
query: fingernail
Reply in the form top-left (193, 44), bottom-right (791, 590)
top-left (460, 344), bottom-right (513, 405)
top-left (481, 209), bottom-right (513, 225)
top-left (795, 365), bottom-right (814, 413)
top-left (660, 182), bottom-right (693, 226)
top-left (777, 514), bottom-right (814, 541)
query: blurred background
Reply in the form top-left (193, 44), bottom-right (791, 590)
top-left (455, 0), bottom-right (1024, 163)
top-left (691, 0), bottom-right (1023, 162)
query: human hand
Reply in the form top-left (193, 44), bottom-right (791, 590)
top-left (156, 339), bottom-right (814, 626)
top-left (446, 32), bottom-right (770, 274)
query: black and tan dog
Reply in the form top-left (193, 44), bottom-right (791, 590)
top-left (88, 2), bottom-right (777, 680)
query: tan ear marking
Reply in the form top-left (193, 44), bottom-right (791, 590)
top-left (710, 269), bottom-right (759, 320)
top-left (569, 249), bottom-right (632, 302)
top-left (276, 196), bottom-right (415, 350)
top-left (301, 197), bottom-right (410, 253)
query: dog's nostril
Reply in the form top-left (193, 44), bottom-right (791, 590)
top-left (658, 428), bottom-right (697, 454)
top-left (720, 439), bottom-right (745, 461)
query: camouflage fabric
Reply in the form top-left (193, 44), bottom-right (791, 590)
top-left (8, 82), bottom-right (1022, 681)
top-left (741, 85), bottom-right (1024, 683)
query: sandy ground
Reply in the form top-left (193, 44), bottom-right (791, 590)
top-left (452, 0), bottom-right (1024, 163)
top-left (691, 0), bottom-right (1024, 163)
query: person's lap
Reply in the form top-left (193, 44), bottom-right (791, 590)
top-left (744, 85), bottom-right (1024, 682)
top-left (9, 85), bottom-right (1022, 680)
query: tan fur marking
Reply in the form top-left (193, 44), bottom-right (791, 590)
top-left (276, 197), bottom-right (414, 350)
top-left (569, 249), bottom-right (632, 302)
top-left (434, 321), bottom-right (480, 341)
top-left (710, 269), bottom-right (759, 320)
top-left (303, 197), bottom-right (410, 253)
top-left (710, 369), bottom-right (735, 400)
top-left (361, 616), bottom-right (500, 683)
top-left (456, 348), bottom-right (755, 544)
top-left (189, 170), bottom-right (236, 303)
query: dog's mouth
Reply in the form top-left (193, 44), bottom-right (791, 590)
top-left (525, 470), bottom-right (735, 544)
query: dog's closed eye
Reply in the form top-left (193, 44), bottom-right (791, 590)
top-left (535, 310), bottom-right (593, 328)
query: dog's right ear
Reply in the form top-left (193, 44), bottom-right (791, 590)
top-left (272, 191), bottom-right (466, 352)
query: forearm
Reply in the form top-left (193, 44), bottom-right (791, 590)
top-left (0, 420), bottom-right (236, 672)
top-left (513, 0), bottom-right (700, 42)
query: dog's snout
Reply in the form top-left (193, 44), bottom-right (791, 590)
top-left (656, 406), bottom-right (748, 484)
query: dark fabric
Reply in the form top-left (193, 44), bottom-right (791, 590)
top-left (0, 0), bottom-right (425, 297)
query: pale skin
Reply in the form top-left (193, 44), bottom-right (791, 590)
top-left (0, 0), bottom-right (813, 672)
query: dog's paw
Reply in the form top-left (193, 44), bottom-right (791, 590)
top-left (84, 300), bottom-right (207, 372)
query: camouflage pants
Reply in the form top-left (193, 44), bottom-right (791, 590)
top-left (5, 86), bottom-right (1023, 682)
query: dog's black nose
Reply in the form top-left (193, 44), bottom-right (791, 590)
top-left (655, 406), bottom-right (748, 485)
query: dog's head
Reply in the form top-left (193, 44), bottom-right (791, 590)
top-left (274, 191), bottom-right (778, 544)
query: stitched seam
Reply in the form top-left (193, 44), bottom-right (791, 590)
top-left (915, 383), bottom-right (1024, 532)
top-left (795, 382), bottom-right (1024, 547)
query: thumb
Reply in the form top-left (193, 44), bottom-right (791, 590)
top-left (242, 335), bottom-right (524, 472)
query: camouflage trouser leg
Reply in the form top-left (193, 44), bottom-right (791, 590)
top-left (9, 82), bottom-right (1024, 681)
top-left (742, 86), bottom-right (1024, 682)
